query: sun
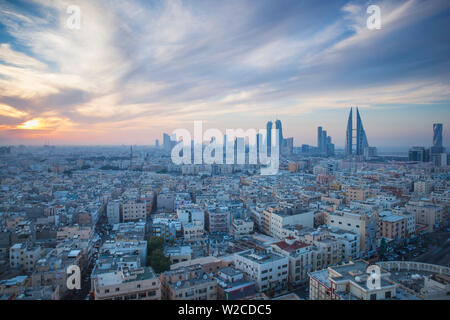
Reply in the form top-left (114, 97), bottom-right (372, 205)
top-left (17, 119), bottom-right (41, 130)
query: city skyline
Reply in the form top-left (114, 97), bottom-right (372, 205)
top-left (0, 0), bottom-right (450, 147)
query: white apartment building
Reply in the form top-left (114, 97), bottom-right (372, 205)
top-left (234, 249), bottom-right (289, 292)
top-left (414, 181), bottom-right (433, 194)
top-left (326, 210), bottom-right (378, 253)
top-left (122, 200), bottom-right (146, 222)
top-left (93, 266), bottom-right (161, 300)
top-left (107, 200), bottom-right (121, 225)
top-left (270, 238), bottom-right (315, 285)
top-left (405, 201), bottom-right (445, 232)
top-left (177, 205), bottom-right (205, 227)
top-left (393, 208), bottom-right (416, 236)
top-left (10, 243), bottom-right (41, 272)
top-left (183, 220), bottom-right (204, 240)
top-left (309, 260), bottom-right (399, 300)
top-left (264, 209), bottom-right (314, 240)
top-left (328, 228), bottom-right (360, 260)
top-left (231, 219), bottom-right (254, 239)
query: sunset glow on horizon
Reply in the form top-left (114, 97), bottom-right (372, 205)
top-left (0, 0), bottom-right (449, 147)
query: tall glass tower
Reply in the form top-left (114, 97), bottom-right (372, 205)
top-left (345, 108), bottom-right (353, 156)
top-left (433, 123), bottom-right (443, 147)
top-left (356, 108), bottom-right (369, 156)
top-left (275, 120), bottom-right (283, 148)
top-left (318, 126), bottom-right (323, 152)
top-left (345, 107), bottom-right (369, 156)
top-left (266, 121), bottom-right (273, 157)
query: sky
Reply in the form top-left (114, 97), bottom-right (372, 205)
top-left (0, 0), bottom-right (449, 148)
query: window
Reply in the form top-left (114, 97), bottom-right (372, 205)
top-left (370, 294), bottom-right (377, 300)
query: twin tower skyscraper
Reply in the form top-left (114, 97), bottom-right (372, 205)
top-left (345, 107), bottom-right (370, 156)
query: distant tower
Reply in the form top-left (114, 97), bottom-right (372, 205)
top-left (433, 123), bottom-right (443, 147)
top-left (322, 130), bottom-right (327, 154)
top-left (266, 121), bottom-right (273, 156)
top-left (155, 139), bottom-right (159, 147)
top-left (275, 119), bottom-right (283, 149)
top-left (356, 108), bottom-right (369, 156)
top-left (345, 107), bottom-right (370, 156)
top-left (130, 145), bottom-right (133, 168)
top-left (317, 126), bottom-right (323, 152)
top-left (345, 108), bottom-right (353, 156)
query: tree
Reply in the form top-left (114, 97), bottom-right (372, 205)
top-left (146, 237), bottom-right (170, 273)
top-left (147, 236), bottom-right (165, 253)
top-left (148, 249), bottom-right (171, 274)
top-left (379, 238), bottom-right (387, 258)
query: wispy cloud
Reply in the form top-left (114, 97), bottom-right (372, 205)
top-left (0, 0), bottom-right (449, 145)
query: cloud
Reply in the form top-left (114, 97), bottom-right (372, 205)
top-left (0, 103), bottom-right (29, 118)
top-left (0, 0), bottom-right (449, 145)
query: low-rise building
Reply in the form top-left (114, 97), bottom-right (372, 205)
top-left (232, 219), bottom-right (254, 239)
top-left (234, 248), bottom-right (289, 292)
top-left (93, 266), bottom-right (161, 300)
top-left (9, 243), bottom-right (41, 272)
top-left (216, 267), bottom-right (256, 300)
top-left (270, 238), bottom-right (315, 285)
top-left (160, 265), bottom-right (217, 300)
top-left (309, 260), bottom-right (410, 300)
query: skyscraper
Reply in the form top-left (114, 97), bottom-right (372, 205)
top-left (356, 108), bottom-right (369, 156)
top-left (275, 120), bottom-right (283, 149)
top-left (163, 133), bottom-right (171, 151)
top-left (431, 123), bottom-right (445, 164)
top-left (433, 123), bottom-right (443, 147)
top-left (316, 126), bottom-right (334, 156)
top-left (322, 130), bottom-right (327, 154)
top-left (345, 107), bottom-right (370, 156)
top-left (266, 121), bottom-right (273, 157)
top-left (345, 108), bottom-right (353, 156)
top-left (317, 126), bottom-right (323, 152)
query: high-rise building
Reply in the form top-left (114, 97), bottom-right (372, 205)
top-left (431, 123), bottom-right (445, 156)
top-left (408, 146), bottom-right (430, 162)
top-left (317, 126), bottom-right (323, 152)
top-left (345, 107), bottom-right (370, 156)
top-left (275, 120), bottom-right (283, 148)
top-left (163, 133), bottom-right (171, 151)
top-left (433, 123), bottom-right (443, 147)
top-left (356, 108), bottom-right (369, 156)
top-left (316, 126), bottom-right (334, 156)
top-left (266, 121), bottom-right (273, 157)
top-left (345, 108), bottom-right (353, 156)
top-left (322, 130), bottom-right (327, 153)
